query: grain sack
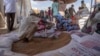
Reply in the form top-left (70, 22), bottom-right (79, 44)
top-left (4, 51), bottom-right (27, 56)
top-left (0, 37), bottom-right (13, 50)
top-left (34, 39), bottom-right (97, 56)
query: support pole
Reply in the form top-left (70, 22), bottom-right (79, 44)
top-left (90, 0), bottom-right (93, 14)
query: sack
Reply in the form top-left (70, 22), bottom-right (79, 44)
top-left (4, 51), bottom-right (27, 56)
top-left (0, 37), bottom-right (13, 48)
top-left (0, 50), bottom-right (4, 56)
top-left (34, 39), bottom-right (98, 56)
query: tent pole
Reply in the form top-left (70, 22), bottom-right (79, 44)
top-left (90, 0), bottom-right (93, 14)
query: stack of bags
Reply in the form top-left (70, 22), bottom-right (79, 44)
top-left (0, 31), bottom-right (27, 56)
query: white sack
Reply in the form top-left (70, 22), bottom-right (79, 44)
top-left (0, 31), bottom-right (19, 42)
top-left (79, 32), bottom-right (100, 53)
top-left (0, 50), bottom-right (4, 56)
top-left (4, 51), bottom-right (27, 56)
top-left (34, 39), bottom-right (98, 56)
top-left (71, 34), bottom-right (82, 42)
top-left (0, 37), bottom-right (13, 49)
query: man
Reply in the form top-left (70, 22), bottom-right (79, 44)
top-left (69, 4), bottom-right (76, 17)
top-left (48, 7), bottom-right (52, 21)
top-left (4, 0), bottom-right (16, 32)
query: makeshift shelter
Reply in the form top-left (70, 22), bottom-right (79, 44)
top-left (34, 0), bottom-right (76, 4)
top-left (96, 0), bottom-right (100, 3)
top-left (33, 0), bottom-right (77, 16)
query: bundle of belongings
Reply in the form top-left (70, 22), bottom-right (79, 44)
top-left (34, 24), bottom-right (100, 56)
top-left (18, 10), bottom-right (60, 42)
top-left (55, 13), bottom-right (79, 31)
top-left (34, 19), bottom-right (60, 38)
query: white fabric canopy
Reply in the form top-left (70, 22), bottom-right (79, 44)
top-left (96, 0), bottom-right (100, 3)
top-left (16, 0), bottom-right (31, 17)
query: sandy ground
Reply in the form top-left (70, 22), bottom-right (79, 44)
top-left (12, 33), bottom-right (71, 56)
top-left (0, 28), bottom-right (8, 35)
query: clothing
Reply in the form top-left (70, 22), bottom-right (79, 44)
top-left (56, 13), bottom-right (63, 22)
top-left (52, 2), bottom-right (59, 16)
top-left (19, 15), bottom-right (40, 40)
top-left (4, 0), bottom-right (16, 31)
top-left (81, 3), bottom-right (86, 8)
top-left (69, 7), bottom-right (75, 16)
top-left (6, 13), bottom-right (15, 31)
top-left (4, 0), bottom-right (16, 13)
top-left (48, 9), bottom-right (52, 21)
top-left (65, 9), bottom-right (70, 18)
top-left (48, 9), bottom-right (52, 16)
top-left (59, 2), bottom-right (66, 16)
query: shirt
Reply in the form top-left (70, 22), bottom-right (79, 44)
top-left (52, 2), bottom-right (59, 16)
top-left (4, 0), bottom-right (16, 13)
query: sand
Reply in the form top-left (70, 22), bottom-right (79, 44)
top-left (0, 28), bottom-right (8, 35)
top-left (12, 33), bottom-right (71, 56)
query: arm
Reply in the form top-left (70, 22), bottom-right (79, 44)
top-left (73, 8), bottom-right (76, 14)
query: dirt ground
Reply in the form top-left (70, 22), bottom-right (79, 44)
top-left (12, 33), bottom-right (71, 56)
top-left (0, 28), bottom-right (8, 35)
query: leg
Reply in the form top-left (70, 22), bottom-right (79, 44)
top-left (26, 24), bottom-right (37, 41)
top-left (6, 13), bottom-right (11, 31)
top-left (10, 13), bottom-right (15, 31)
top-left (20, 23), bottom-right (37, 42)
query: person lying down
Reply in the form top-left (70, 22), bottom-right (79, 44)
top-left (18, 10), bottom-right (56, 42)
top-left (18, 10), bottom-right (40, 42)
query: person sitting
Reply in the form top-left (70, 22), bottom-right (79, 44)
top-left (62, 16), bottom-right (79, 31)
